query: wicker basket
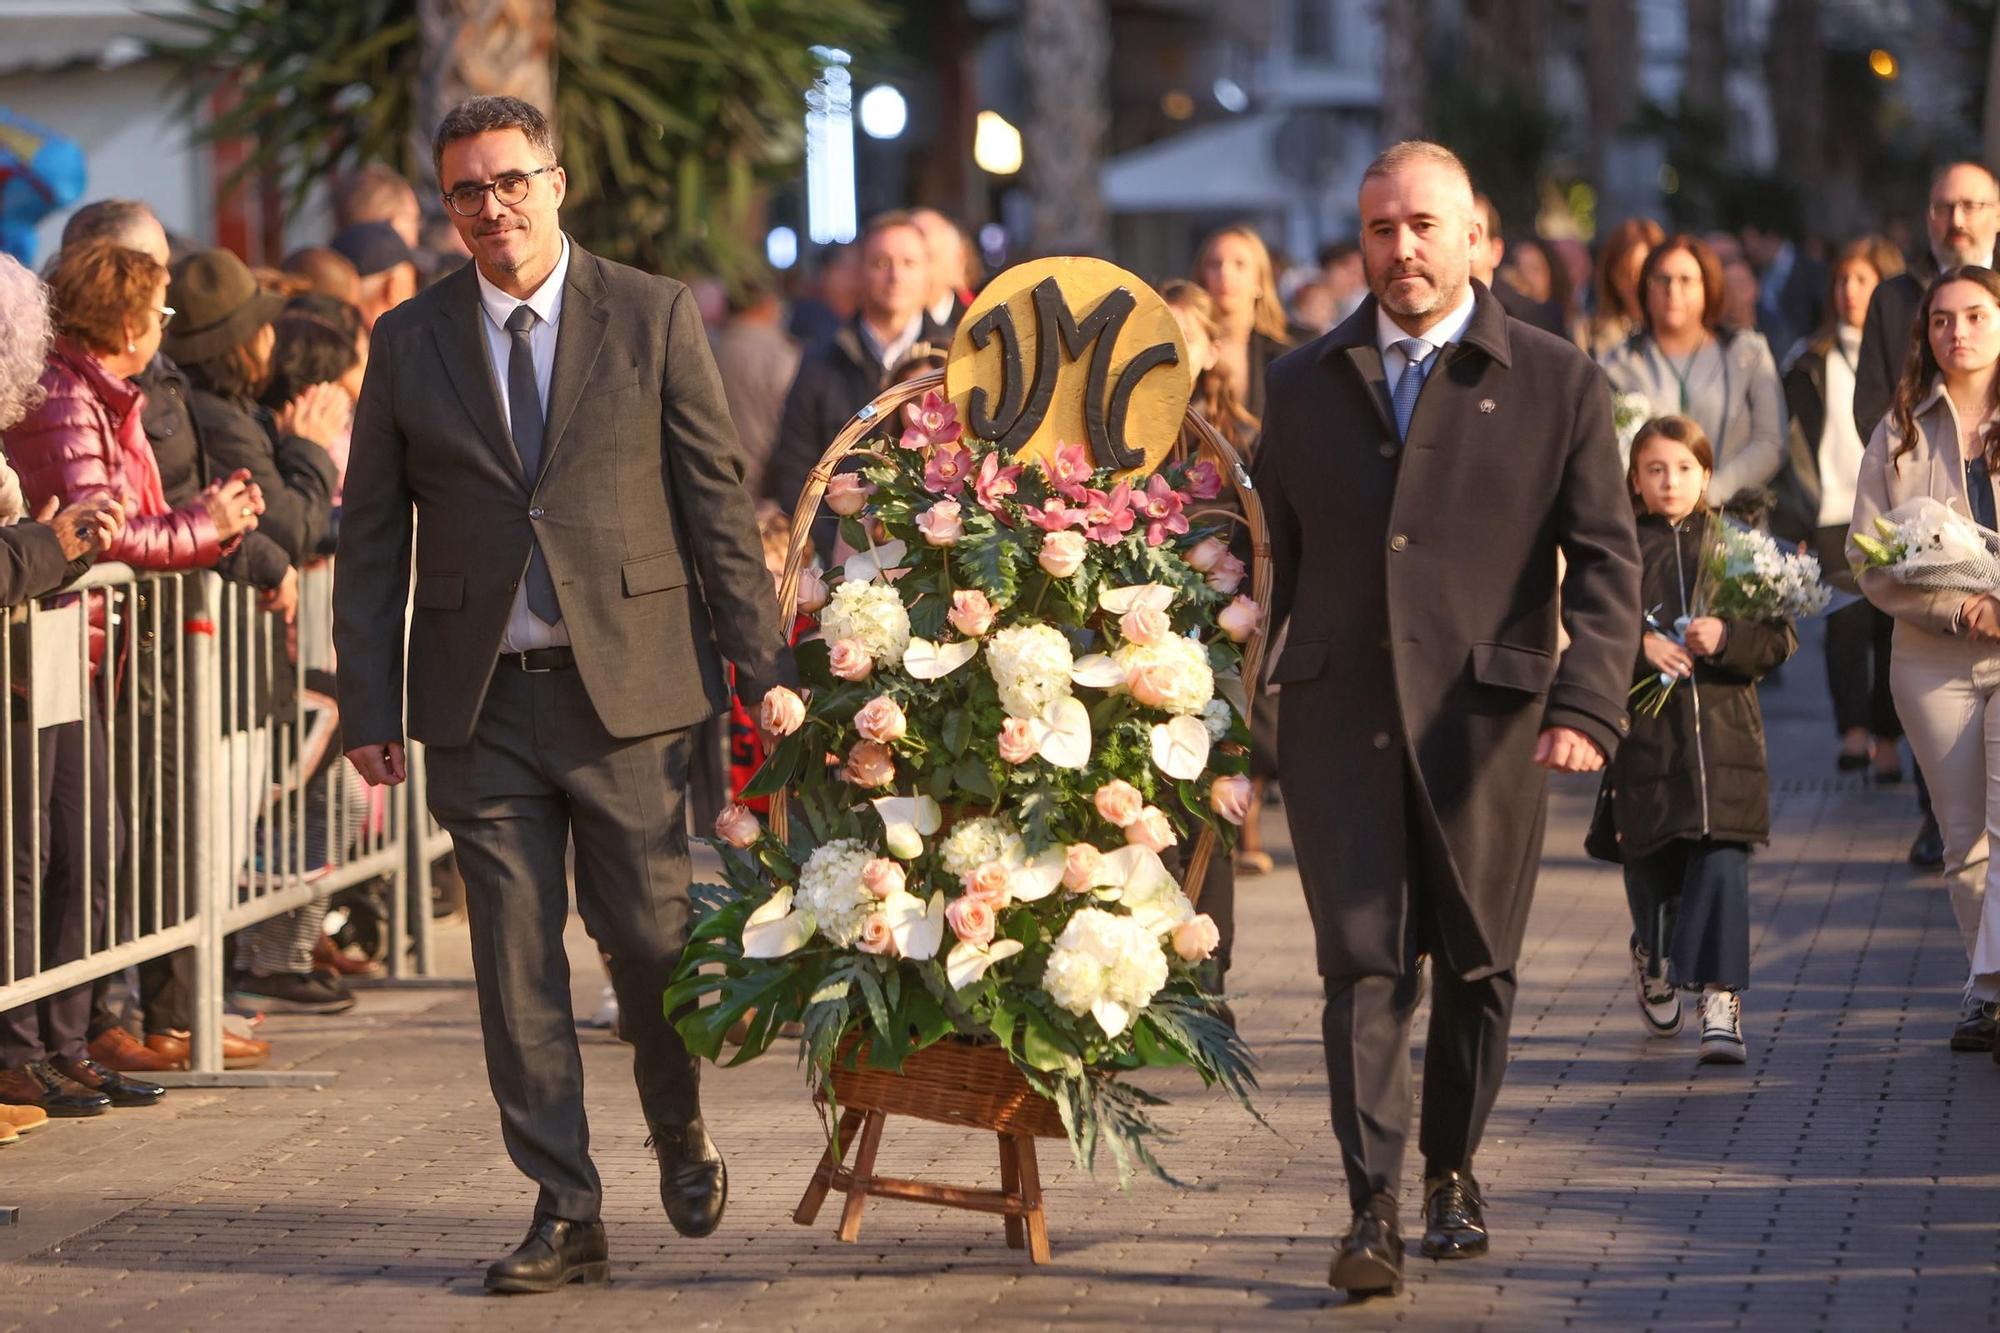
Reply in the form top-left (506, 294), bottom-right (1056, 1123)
top-left (828, 1036), bottom-right (1067, 1139)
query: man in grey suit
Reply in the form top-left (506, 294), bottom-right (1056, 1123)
top-left (333, 96), bottom-right (794, 1294)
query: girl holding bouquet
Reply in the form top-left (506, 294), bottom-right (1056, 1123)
top-left (1606, 416), bottom-right (1797, 1064)
top-left (1848, 267), bottom-right (2000, 1055)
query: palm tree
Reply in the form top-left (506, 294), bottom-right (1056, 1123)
top-left (414, 0), bottom-right (557, 200)
top-left (1020, 0), bottom-right (1110, 256)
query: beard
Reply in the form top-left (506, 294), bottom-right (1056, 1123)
top-left (1938, 230), bottom-right (1993, 268)
top-left (1370, 260), bottom-right (1469, 321)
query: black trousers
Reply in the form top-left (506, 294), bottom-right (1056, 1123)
top-left (424, 662), bottom-right (700, 1223)
top-left (1622, 837), bottom-right (1750, 991)
top-left (1824, 595), bottom-right (1901, 738)
top-left (2, 714), bottom-right (117, 1066)
top-left (1320, 763), bottom-right (1517, 1215)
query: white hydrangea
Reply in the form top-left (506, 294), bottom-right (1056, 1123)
top-left (986, 623), bottom-right (1075, 719)
top-left (1201, 697), bottom-right (1234, 740)
top-left (1040, 907), bottom-right (1171, 1037)
top-left (1114, 633), bottom-right (1215, 716)
top-left (797, 838), bottom-right (876, 947)
top-left (938, 816), bottom-right (1026, 879)
top-left (821, 581), bottom-right (912, 667)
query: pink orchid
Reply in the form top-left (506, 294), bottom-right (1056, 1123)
top-left (1139, 475), bottom-right (1190, 547)
top-left (973, 451), bottom-right (1024, 518)
top-left (923, 440), bottom-right (972, 495)
top-left (1023, 495), bottom-right (1085, 532)
top-left (1184, 459), bottom-right (1223, 501)
top-left (1040, 440), bottom-right (1095, 500)
top-left (1079, 482), bottom-right (1136, 545)
top-left (900, 389), bottom-right (963, 451)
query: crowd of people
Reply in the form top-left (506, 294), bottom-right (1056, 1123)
top-left (1, 142), bottom-right (1997, 1155)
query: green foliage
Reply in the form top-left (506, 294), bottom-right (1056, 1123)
top-left (151, 0), bottom-right (892, 284)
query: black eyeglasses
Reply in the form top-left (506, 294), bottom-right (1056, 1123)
top-left (443, 165), bottom-right (558, 217)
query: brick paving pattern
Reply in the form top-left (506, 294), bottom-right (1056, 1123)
top-left (1, 632), bottom-right (1996, 1330)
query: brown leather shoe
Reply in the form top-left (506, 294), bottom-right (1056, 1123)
top-left (314, 934), bottom-right (386, 978)
top-left (145, 1028), bottom-right (271, 1070)
top-left (0, 1116), bottom-right (17, 1146)
top-left (0, 1102), bottom-right (50, 1135)
top-left (89, 1027), bottom-right (180, 1073)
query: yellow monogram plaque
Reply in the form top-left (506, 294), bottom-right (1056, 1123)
top-left (943, 256), bottom-right (1192, 476)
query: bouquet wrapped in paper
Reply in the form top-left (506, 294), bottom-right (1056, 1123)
top-left (1850, 496), bottom-right (2000, 595)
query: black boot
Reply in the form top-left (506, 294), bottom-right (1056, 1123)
top-left (484, 1215), bottom-right (609, 1294)
top-left (651, 1120), bottom-right (727, 1238)
top-left (1420, 1170), bottom-right (1489, 1259)
top-left (1328, 1194), bottom-right (1404, 1296)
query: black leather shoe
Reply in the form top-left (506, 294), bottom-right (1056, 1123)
top-left (651, 1120), bottom-right (727, 1238)
top-left (1952, 1001), bottom-right (1998, 1052)
top-left (1420, 1171), bottom-right (1489, 1259)
top-left (1909, 816), bottom-right (1945, 871)
top-left (52, 1056), bottom-right (164, 1108)
top-left (484, 1215), bottom-right (609, 1294)
top-left (1328, 1200), bottom-right (1403, 1296)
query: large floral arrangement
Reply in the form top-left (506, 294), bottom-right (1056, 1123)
top-left (666, 389), bottom-right (1261, 1182)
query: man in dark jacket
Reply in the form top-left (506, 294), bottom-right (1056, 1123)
top-left (1257, 141), bottom-right (1640, 1295)
top-left (1472, 195), bottom-right (1566, 339)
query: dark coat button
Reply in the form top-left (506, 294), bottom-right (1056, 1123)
top-left (1373, 732), bottom-right (1392, 750)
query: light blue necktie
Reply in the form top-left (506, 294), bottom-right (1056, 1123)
top-left (1390, 338), bottom-right (1436, 441)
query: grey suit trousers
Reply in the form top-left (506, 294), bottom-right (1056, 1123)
top-left (424, 661), bottom-right (700, 1222)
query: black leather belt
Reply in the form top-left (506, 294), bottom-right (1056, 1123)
top-left (501, 646), bottom-right (575, 673)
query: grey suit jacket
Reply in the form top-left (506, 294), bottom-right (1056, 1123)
top-left (333, 241), bottom-right (794, 749)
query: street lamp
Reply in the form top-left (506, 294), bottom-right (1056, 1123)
top-left (974, 110), bottom-right (1023, 176)
top-left (858, 84), bottom-right (908, 140)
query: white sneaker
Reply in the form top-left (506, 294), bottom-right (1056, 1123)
top-left (1697, 989), bottom-right (1746, 1064)
top-left (1630, 938), bottom-right (1682, 1037)
top-left (585, 984), bottom-right (620, 1034)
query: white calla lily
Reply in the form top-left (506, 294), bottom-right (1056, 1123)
top-left (883, 889), bottom-right (946, 960)
top-left (946, 938), bottom-right (1025, 990)
top-left (1069, 653), bottom-right (1126, 689)
top-left (901, 635), bottom-right (980, 681)
top-left (1027, 696), bottom-right (1092, 770)
top-left (1093, 844), bottom-right (1175, 904)
top-left (871, 795), bottom-right (943, 860)
top-left (1098, 582), bottom-right (1175, 615)
top-left (1150, 714), bottom-right (1213, 780)
top-left (1090, 997), bottom-right (1134, 1038)
top-left (842, 539), bottom-right (909, 584)
top-left (741, 887), bottom-right (814, 959)
top-left (1006, 846), bottom-right (1069, 903)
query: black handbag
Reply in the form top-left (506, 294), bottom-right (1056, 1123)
top-left (1584, 774), bottom-right (1622, 864)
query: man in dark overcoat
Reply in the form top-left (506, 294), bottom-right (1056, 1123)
top-left (1254, 140), bottom-right (1641, 1295)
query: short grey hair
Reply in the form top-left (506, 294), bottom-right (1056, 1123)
top-left (61, 198), bottom-right (158, 251)
top-left (432, 96), bottom-right (558, 178)
top-left (1362, 140), bottom-right (1476, 200)
top-left (0, 254), bottom-right (53, 432)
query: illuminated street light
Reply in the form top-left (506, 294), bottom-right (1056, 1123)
top-left (974, 110), bottom-right (1023, 176)
top-left (805, 47), bottom-right (857, 244)
top-left (1868, 48), bottom-right (1898, 80)
top-left (766, 225), bottom-right (799, 270)
top-left (858, 83), bottom-right (907, 140)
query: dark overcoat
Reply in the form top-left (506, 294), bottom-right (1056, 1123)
top-left (1254, 283), bottom-right (1642, 980)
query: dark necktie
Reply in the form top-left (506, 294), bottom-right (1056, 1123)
top-left (505, 304), bottom-right (561, 625)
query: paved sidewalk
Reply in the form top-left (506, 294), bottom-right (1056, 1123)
top-left (2, 627), bottom-right (1996, 1330)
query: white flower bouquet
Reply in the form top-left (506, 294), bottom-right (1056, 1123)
top-left (1850, 496), bottom-right (2000, 595)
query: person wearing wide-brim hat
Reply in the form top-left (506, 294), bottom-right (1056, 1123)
top-left (168, 247), bottom-right (350, 1016)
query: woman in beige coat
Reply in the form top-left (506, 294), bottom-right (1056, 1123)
top-left (1848, 266), bottom-right (2000, 1056)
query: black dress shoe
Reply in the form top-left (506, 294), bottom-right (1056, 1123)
top-left (1909, 816), bottom-right (1945, 871)
top-left (52, 1057), bottom-right (164, 1108)
top-left (1328, 1201), bottom-right (1403, 1296)
top-left (1952, 1001), bottom-right (1998, 1052)
top-left (0, 1061), bottom-right (110, 1117)
top-left (1420, 1171), bottom-right (1489, 1259)
top-left (651, 1120), bottom-right (727, 1238)
top-left (484, 1215), bottom-right (609, 1294)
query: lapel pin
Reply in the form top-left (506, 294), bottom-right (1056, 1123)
top-left (1479, 398), bottom-right (1497, 413)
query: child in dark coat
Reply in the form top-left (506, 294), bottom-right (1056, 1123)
top-left (1600, 416), bottom-right (1797, 1065)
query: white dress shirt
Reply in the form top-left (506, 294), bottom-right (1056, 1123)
top-left (858, 311), bottom-right (927, 376)
top-left (1375, 284), bottom-right (1478, 385)
top-left (476, 235), bottom-right (572, 652)
top-left (1816, 326), bottom-right (1866, 527)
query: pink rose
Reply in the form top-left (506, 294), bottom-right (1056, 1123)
top-left (828, 638), bottom-right (874, 682)
top-left (997, 716), bottom-right (1039, 765)
top-left (1218, 595), bottom-right (1262, 644)
top-left (1119, 606), bottom-right (1171, 646)
top-left (1039, 530), bottom-right (1088, 578)
top-left (1206, 552), bottom-right (1247, 595)
top-left (962, 861), bottom-right (1012, 907)
top-left (1062, 842), bottom-right (1105, 893)
top-left (825, 472), bottom-right (873, 516)
top-left (713, 802), bottom-right (762, 848)
top-left (1184, 536), bottom-right (1228, 573)
top-left (843, 740), bottom-right (897, 788)
top-left (857, 913), bottom-right (897, 955)
top-left (1127, 662), bottom-right (1180, 709)
top-left (861, 857), bottom-right (906, 900)
top-left (945, 895), bottom-right (997, 947)
top-left (1093, 779), bottom-right (1145, 828)
top-left (793, 565), bottom-right (828, 613)
top-left (1125, 805), bottom-right (1179, 853)
top-left (948, 588), bottom-right (996, 637)
top-left (1208, 774), bottom-right (1254, 826)
top-left (1172, 914), bottom-right (1221, 962)
top-left (853, 694), bottom-right (908, 744)
top-left (760, 686), bottom-right (807, 736)
top-left (916, 499), bottom-right (964, 547)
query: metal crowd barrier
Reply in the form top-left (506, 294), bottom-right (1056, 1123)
top-left (0, 561), bottom-right (444, 1082)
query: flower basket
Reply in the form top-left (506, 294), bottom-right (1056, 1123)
top-left (828, 1034), bottom-right (1066, 1139)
